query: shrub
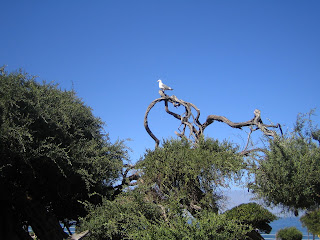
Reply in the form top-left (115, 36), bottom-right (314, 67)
top-left (276, 227), bottom-right (303, 240)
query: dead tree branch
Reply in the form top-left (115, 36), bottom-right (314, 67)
top-left (112, 164), bottom-right (141, 198)
top-left (144, 91), bottom-right (282, 151)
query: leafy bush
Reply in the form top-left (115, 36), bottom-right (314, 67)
top-left (137, 137), bottom-right (244, 214)
top-left (0, 69), bottom-right (127, 238)
top-left (78, 190), bottom-right (161, 240)
top-left (131, 210), bottom-right (252, 240)
top-left (251, 112), bottom-right (320, 212)
top-left (79, 194), bottom-right (252, 240)
top-left (300, 209), bottom-right (320, 236)
top-left (224, 203), bottom-right (278, 233)
top-left (276, 227), bottom-right (303, 240)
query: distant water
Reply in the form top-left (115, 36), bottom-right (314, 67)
top-left (63, 225), bottom-right (75, 234)
top-left (261, 217), bottom-right (319, 240)
top-left (29, 225), bottom-right (76, 235)
top-left (62, 217), bottom-right (316, 239)
top-left (29, 217), bottom-right (319, 239)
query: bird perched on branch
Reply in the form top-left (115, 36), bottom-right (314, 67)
top-left (157, 79), bottom-right (173, 91)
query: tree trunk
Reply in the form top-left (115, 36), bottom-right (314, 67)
top-left (21, 197), bottom-right (69, 240)
top-left (0, 183), bottom-right (34, 240)
top-left (0, 179), bottom-right (69, 240)
top-left (0, 200), bottom-right (29, 240)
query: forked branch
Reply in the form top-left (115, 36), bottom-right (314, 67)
top-left (144, 91), bottom-right (282, 150)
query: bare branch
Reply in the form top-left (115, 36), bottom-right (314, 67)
top-left (158, 204), bottom-right (168, 222)
top-left (113, 164), bottom-right (141, 198)
top-left (164, 99), bottom-right (181, 120)
top-left (144, 91), bottom-right (282, 149)
top-left (243, 127), bottom-right (255, 153)
top-left (240, 148), bottom-right (268, 156)
top-left (144, 98), bottom-right (163, 148)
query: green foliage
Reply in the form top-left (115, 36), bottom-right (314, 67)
top-left (78, 190), bottom-right (161, 240)
top-left (251, 112), bottom-right (320, 211)
top-left (136, 137), bottom-right (245, 213)
top-left (224, 203), bottom-right (278, 234)
top-left (0, 69), bottom-right (127, 229)
top-left (79, 191), bottom-right (252, 240)
top-left (300, 209), bottom-right (320, 235)
top-left (131, 210), bottom-right (251, 240)
top-left (276, 227), bottom-right (302, 240)
top-left (79, 137), bottom-right (251, 239)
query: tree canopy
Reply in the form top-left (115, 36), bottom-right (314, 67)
top-left (79, 137), bottom-right (253, 240)
top-left (276, 227), bottom-right (303, 240)
top-left (79, 137), bottom-right (280, 240)
top-left (224, 202), bottom-right (278, 239)
top-left (136, 137), bottom-right (245, 214)
top-left (79, 191), bottom-right (253, 240)
top-left (300, 209), bottom-right (320, 236)
top-left (250, 111), bottom-right (320, 213)
top-left (0, 69), bottom-right (128, 240)
top-left (3, 67), bottom-right (319, 240)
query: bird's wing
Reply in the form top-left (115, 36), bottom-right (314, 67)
top-left (162, 82), bottom-right (172, 90)
top-left (162, 83), bottom-right (169, 89)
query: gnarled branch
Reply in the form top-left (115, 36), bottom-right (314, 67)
top-left (144, 91), bottom-right (282, 151)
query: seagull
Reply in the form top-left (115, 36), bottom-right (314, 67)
top-left (157, 79), bottom-right (173, 91)
top-left (69, 230), bottom-right (89, 240)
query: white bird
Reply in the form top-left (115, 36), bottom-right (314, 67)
top-left (157, 79), bottom-right (173, 91)
top-left (69, 230), bottom-right (89, 240)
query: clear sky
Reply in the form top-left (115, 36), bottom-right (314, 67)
top-left (2, 1), bottom-right (320, 166)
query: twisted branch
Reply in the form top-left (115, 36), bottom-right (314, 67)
top-left (144, 91), bottom-right (282, 151)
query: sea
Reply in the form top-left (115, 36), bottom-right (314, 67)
top-left (261, 216), bottom-right (319, 240)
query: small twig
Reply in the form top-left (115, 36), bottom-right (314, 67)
top-left (243, 127), bottom-right (256, 153)
top-left (158, 204), bottom-right (168, 222)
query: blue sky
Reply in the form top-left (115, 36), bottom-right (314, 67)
top-left (2, 1), bottom-right (320, 167)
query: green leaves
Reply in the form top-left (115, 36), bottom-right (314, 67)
top-left (78, 191), bottom-right (161, 240)
top-left (135, 137), bottom-right (245, 217)
top-left (224, 203), bottom-right (277, 234)
top-left (79, 192), bottom-right (252, 240)
top-left (251, 112), bottom-right (320, 211)
top-left (276, 227), bottom-right (303, 240)
top-left (79, 137), bottom-right (252, 239)
top-left (0, 70), bottom-right (127, 232)
top-left (139, 137), bottom-right (243, 189)
top-left (132, 210), bottom-right (251, 240)
top-left (300, 209), bottom-right (320, 236)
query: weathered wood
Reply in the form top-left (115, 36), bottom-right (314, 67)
top-left (144, 91), bottom-right (282, 153)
